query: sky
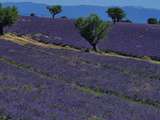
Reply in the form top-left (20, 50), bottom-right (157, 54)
top-left (1, 0), bottom-right (160, 9)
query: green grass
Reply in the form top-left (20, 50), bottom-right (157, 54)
top-left (76, 86), bottom-right (104, 97)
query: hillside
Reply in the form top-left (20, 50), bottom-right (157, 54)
top-left (6, 16), bottom-right (91, 49)
top-left (0, 34), bottom-right (160, 119)
top-left (98, 23), bottom-right (160, 59)
top-left (7, 16), bottom-right (160, 60)
top-left (2, 2), bottom-right (160, 23)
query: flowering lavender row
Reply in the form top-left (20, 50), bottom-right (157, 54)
top-left (6, 16), bottom-right (91, 49)
top-left (98, 23), bottom-right (160, 59)
top-left (0, 39), bottom-right (160, 105)
top-left (1, 60), bottom-right (160, 120)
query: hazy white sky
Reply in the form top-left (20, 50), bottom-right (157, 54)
top-left (1, 0), bottom-right (160, 9)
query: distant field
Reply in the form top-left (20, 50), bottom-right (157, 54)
top-left (0, 35), bottom-right (160, 119)
top-left (6, 16), bottom-right (92, 49)
top-left (98, 23), bottom-right (160, 60)
top-left (6, 16), bottom-right (160, 60)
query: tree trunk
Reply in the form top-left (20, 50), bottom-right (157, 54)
top-left (92, 44), bottom-right (98, 52)
top-left (52, 14), bottom-right (55, 19)
top-left (117, 18), bottom-right (120, 22)
top-left (0, 25), bottom-right (4, 35)
top-left (113, 19), bottom-right (116, 24)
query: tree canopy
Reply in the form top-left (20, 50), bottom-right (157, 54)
top-left (106, 7), bottom-right (126, 24)
top-left (47, 5), bottom-right (62, 19)
top-left (0, 4), bottom-right (19, 35)
top-left (75, 14), bottom-right (109, 51)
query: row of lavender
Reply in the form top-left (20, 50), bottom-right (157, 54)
top-left (1, 59), bottom-right (160, 120)
top-left (6, 16), bottom-right (160, 59)
top-left (0, 39), bottom-right (160, 107)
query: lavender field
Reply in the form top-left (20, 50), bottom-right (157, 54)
top-left (98, 23), bottom-right (160, 59)
top-left (7, 16), bottom-right (160, 59)
top-left (1, 12), bottom-right (160, 120)
top-left (0, 33), bottom-right (160, 120)
top-left (6, 16), bottom-right (91, 49)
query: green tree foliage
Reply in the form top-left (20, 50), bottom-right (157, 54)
top-left (75, 14), bottom-right (109, 51)
top-left (147, 18), bottom-right (158, 24)
top-left (0, 4), bottom-right (19, 35)
top-left (47, 5), bottom-right (62, 19)
top-left (106, 7), bottom-right (126, 24)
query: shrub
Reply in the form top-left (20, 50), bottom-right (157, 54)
top-left (30, 12), bottom-right (36, 17)
top-left (61, 16), bottom-right (68, 19)
top-left (121, 19), bottom-right (132, 23)
top-left (147, 18), bottom-right (158, 24)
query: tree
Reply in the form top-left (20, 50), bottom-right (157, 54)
top-left (0, 4), bottom-right (19, 35)
top-left (121, 19), bottom-right (132, 23)
top-left (106, 7), bottom-right (126, 24)
top-left (30, 12), bottom-right (36, 17)
top-left (147, 18), bottom-right (158, 24)
top-left (47, 5), bottom-right (62, 19)
top-left (61, 16), bottom-right (68, 19)
top-left (75, 14), bottom-right (109, 52)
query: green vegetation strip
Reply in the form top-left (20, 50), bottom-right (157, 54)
top-left (0, 56), bottom-right (160, 109)
top-left (76, 85), bottom-right (160, 108)
top-left (25, 44), bottom-right (160, 81)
